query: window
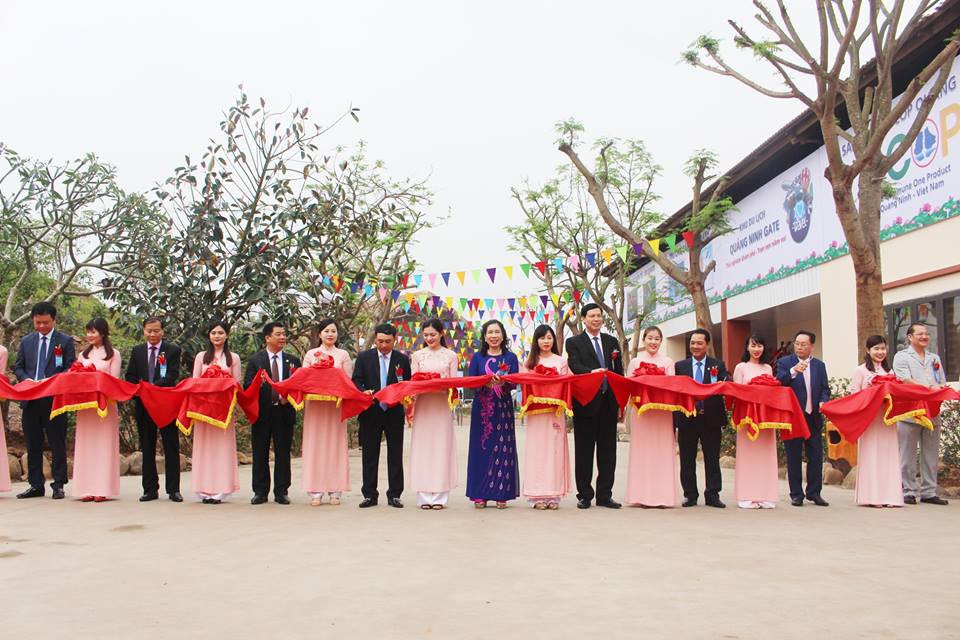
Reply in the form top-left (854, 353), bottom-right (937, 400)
top-left (885, 290), bottom-right (958, 382)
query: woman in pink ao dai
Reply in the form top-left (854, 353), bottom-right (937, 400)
top-left (851, 335), bottom-right (903, 507)
top-left (624, 326), bottom-right (679, 508)
top-left (409, 319), bottom-right (460, 509)
top-left (71, 318), bottom-right (123, 502)
top-left (732, 335), bottom-right (778, 509)
top-left (190, 321), bottom-right (242, 504)
top-left (519, 324), bottom-right (571, 509)
top-left (301, 319), bottom-right (353, 506)
top-left (0, 345), bottom-right (12, 493)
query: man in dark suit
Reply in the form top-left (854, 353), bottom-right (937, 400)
top-left (125, 316), bottom-right (183, 502)
top-left (13, 301), bottom-right (76, 499)
top-left (244, 321), bottom-right (302, 505)
top-left (352, 323), bottom-right (410, 509)
top-left (564, 303), bottom-right (624, 509)
top-left (674, 329), bottom-right (729, 508)
top-left (776, 329), bottom-right (831, 507)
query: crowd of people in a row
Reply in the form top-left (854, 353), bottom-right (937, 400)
top-left (0, 301), bottom-right (951, 510)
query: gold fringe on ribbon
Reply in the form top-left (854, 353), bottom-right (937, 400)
top-left (733, 417), bottom-right (792, 441)
top-left (632, 400), bottom-right (696, 418)
top-left (882, 394), bottom-right (933, 430)
top-left (177, 391), bottom-right (238, 436)
top-left (49, 400), bottom-right (112, 420)
top-left (519, 395), bottom-right (571, 418)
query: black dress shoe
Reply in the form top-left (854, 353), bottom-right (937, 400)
top-left (358, 498), bottom-right (378, 508)
top-left (904, 496), bottom-right (917, 504)
top-left (51, 488), bottom-right (65, 500)
top-left (682, 498), bottom-right (697, 507)
top-left (806, 495), bottom-right (830, 507)
top-left (250, 494), bottom-right (268, 505)
top-left (705, 497), bottom-right (726, 508)
top-left (387, 497), bottom-right (404, 508)
top-left (791, 497), bottom-right (804, 507)
top-left (275, 494), bottom-right (291, 505)
top-left (168, 492), bottom-right (183, 503)
top-left (920, 496), bottom-right (949, 505)
top-left (17, 486), bottom-right (44, 499)
top-left (597, 499), bottom-right (622, 509)
top-left (140, 493), bottom-right (159, 502)
top-left (576, 499), bottom-right (591, 509)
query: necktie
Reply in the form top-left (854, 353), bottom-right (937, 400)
top-left (148, 345), bottom-right (157, 384)
top-left (379, 353), bottom-right (389, 410)
top-left (802, 361), bottom-right (812, 414)
top-left (695, 361), bottom-right (703, 383)
top-left (592, 336), bottom-right (608, 392)
top-left (271, 354), bottom-right (281, 403)
top-left (36, 335), bottom-right (48, 380)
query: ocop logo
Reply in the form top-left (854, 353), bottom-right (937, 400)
top-left (911, 118), bottom-right (939, 168)
top-left (781, 166), bottom-right (813, 243)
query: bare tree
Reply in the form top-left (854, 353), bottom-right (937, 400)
top-left (682, 0), bottom-right (960, 346)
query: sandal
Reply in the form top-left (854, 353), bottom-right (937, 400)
top-left (474, 501), bottom-right (487, 509)
top-left (330, 496), bottom-right (341, 506)
top-left (81, 496), bottom-right (95, 502)
top-left (94, 496), bottom-right (107, 503)
top-left (431, 504), bottom-right (444, 510)
top-left (421, 504), bottom-right (432, 510)
top-left (533, 502), bottom-right (547, 510)
top-left (547, 502), bottom-right (559, 510)
top-left (310, 497), bottom-right (322, 507)
top-left (496, 501), bottom-right (507, 510)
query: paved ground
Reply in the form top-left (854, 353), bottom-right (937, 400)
top-left (2, 426), bottom-right (959, 640)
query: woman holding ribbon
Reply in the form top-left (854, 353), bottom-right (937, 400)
top-left (0, 344), bottom-right (9, 494)
top-left (624, 326), bottom-right (679, 508)
top-left (71, 318), bottom-right (123, 502)
top-left (732, 335), bottom-right (778, 509)
top-left (409, 318), bottom-right (460, 509)
top-left (519, 324), bottom-right (570, 510)
top-left (190, 321), bottom-right (242, 504)
top-left (851, 335), bottom-right (903, 507)
top-left (301, 319), bottom-right (354, 506)
top-left (466, 319), bottom-right (520, 508)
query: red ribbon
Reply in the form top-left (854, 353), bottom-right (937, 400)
top-left (631, 362), bottom-right (666, 377)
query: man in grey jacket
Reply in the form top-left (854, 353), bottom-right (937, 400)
top-left (892, 322), bottom-right (949, 505)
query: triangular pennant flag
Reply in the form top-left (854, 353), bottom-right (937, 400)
top-left (601, 249), bottom-right (613, 264)
top-left (586, 252), bottom-right (596, 267)
top-left (632, 243), bottom-right (644, 258)
top-left (535, 261), bottom-right (547, 275)
top-left (520, 263), bottom-right (532, 278)
top-left (459, 298), bottom-right (468, 311)
top-left (648, 238), bottom-right (661, 256)
top-left (471, 269), bottom-right (481, 284)
top-left (504, 266), bottom-right (514, 280)
top-left (486, 267), bottom-right (497, 283)
top-left (392, 290), bottom-right (401, 302)
top-left (413, 274), bottom-right (423, 287)
top-left (400, 274), bottom-right (410, 288)
top-left (484, 298), bottom-right (494, 310)
top-left (456, 271), bottom-right (466, 285)
top-left (540, 295), bottom-right (549, 308)
top-left (445, 297), bottom-right (453, 309)
top-left (615, 245), bottom-right (629, 263)
top-left (441, 272), bottom-right (451, 286)
top-left (507, 298), bottom-right (516, 310)
top-left (568, 255), bottom-right (580, 270)
top-left (428, 273), bottom-right (438, 288)
top-left (682, 231), bottom-right (695, 247)
top-left (665, 234), bottom-right (677, 252)
top-left (553, 257), bottom-right (563, 273)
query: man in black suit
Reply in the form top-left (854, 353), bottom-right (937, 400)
top-left (244, 321), bottom-right (302, 505)
top-left (14, 301), bottom-right (76, 499)
top-left (674, 328), bottom-right (729, 508)
top-left (351, 323), bottom-right (410, 508)
top-left (564, 303), bottom-right (624, 509)
top-left (125, 316), bottom-right (183, 502)
top-left (776, 330), bottom-right (831, 507)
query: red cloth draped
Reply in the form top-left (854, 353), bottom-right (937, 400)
top-left (504, 370), bottom-right (605, 412)
top-left (269, 362), bottom-right (373, 421)
top-left (374, 374), bottom-right (493, 408)
top-left (505, 365), bottom-right (572, 417)
top-left (137, 365), bottom-right (263, 435)
top-left (821, 379), bottom-right (959, 442)
top-left (607, 372), bottom-right (712, 417)
top-left (725, 374), bottom-right (809, 441)
top-left (0, 365), bottom-right (138, 419)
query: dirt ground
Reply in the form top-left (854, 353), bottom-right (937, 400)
top-left (2, 427), bottom-right (959, 640)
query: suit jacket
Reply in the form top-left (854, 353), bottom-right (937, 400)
top-left (564, 331), bottom-right (623, 417)
top-left (125, 341), bottom-right (183, 421)
top-left (776, 354), bottom-right (830, 428)
top-left (674, 356), bottom-right (729, 429)
top-left (244, 349), bottom-right (302, 427)
top-left (351, 347), bottom-right (411, 424)
top-left (13, 329), bottom-right (77, 407)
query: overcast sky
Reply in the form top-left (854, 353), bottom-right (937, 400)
top-left (1, 0), bottom-right (824, 302)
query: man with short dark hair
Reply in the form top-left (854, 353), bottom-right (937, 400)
top-left (244, 321), bottom-right (301, 505)
top-left (565, 303), bottom-right (624, 509)
top-left (352, 323), bottom-right (410, 508)
top-left (14, 302), bottom-right (76, 499)
top-left (893, 322), bottom-right (949, 505)
top-left (776, 330), bottom-right (830, 507)
top-left (125, 316), bottom-right (183, 502)
top-left (674, 329), bottom-right (729, 508)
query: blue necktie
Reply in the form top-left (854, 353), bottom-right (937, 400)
top-left (379, 353), bottom-right (389, 411)
top-left (593, 336), bottom-right (608, 393)
top-left (36, 335), bottom-right (48, 380)
top-left (695, 360), bottom-right (703, 384)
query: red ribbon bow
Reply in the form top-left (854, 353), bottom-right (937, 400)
top-left (498, 361), bottom-right (510, 373)
top-left (411, 372), bottom-right (440, 381)
top-left (157, 353), bottom-right (166, 365)
top-left (710, 366), bottom-right (719, 377)
top-left (631, 361), bottom-right (666, 376)
top-left (69, 361), bottom-right (97, 373)
top-left (201, 364), bottom-right (232, 379)
top-left (54, 345), bottom-right (63, 356)
top-left (870, 373), bottom-right (900, 386)
top-left (395, 365), bottom-right (405, 378)
top-left (934, 362), bottom-right (941, 371)
top-left (311, 355), bottom-right (335, 369)
top-left (748, 374), bottom-right (781, 386)
top-left (533, 364), bottom-right (559, 376)
top-left (610, 350), bottom-right (620, 360)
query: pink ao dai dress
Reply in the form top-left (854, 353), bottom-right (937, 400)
top-left (851, 363), bottom-right (903, 507)
top-left (732, 361), bottom-right (779, 509)
top-left (301, 346), bottom-right (353, 500)
top-left (409, 347), bottom-right (460, 507)
top-left (0, 346), bottom-right (11, 493)
top-left (519, 353), bottom-right (571, 506)
top-left (624, 350), bottom-right (680, 507)
top-left (70, 347), bottom-right (122, 499)
top-left (191, 351), bottom-right (242, 501)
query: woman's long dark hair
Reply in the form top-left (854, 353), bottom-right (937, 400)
top-left (82, 317), bottom-right (114, 360)
top-left (421, 318), bottom-right (447, 348)
top-left (203, 320), bottom-right (233, 367)
top-left (525, 324), bottom-right (560, 370)
top-left (741, 334), bottom-right (768, 364)
top-left (864, 334), bottom-right (890, 373)
top-left (479, 319), bottom-right (510, 356)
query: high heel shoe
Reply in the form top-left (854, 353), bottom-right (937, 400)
top-left (81, 496), bottom-right (95, 502)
